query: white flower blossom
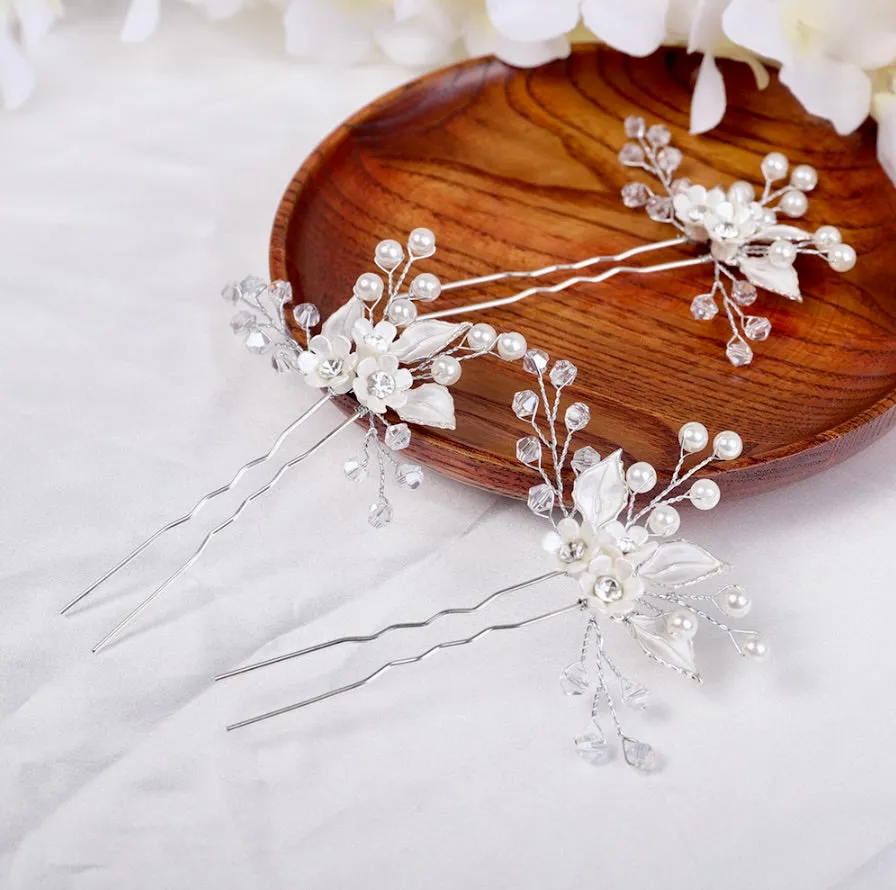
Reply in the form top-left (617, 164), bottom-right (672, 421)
top-left (297, 333), bottom-right (358, 393)
top-left (352, 317), bottom-right (399, 359)
top-left (352, 353), bottom-right (413, 414)
top-left (542, 516), bottom-right (598, 575)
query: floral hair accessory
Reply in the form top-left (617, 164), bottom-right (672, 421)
top-left (63, 228), bottom-right (532, 653)
top-left (221, 352), bottom-right (768, 772)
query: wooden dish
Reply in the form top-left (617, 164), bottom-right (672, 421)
top-left (270, 46), bottom-right (896, 500)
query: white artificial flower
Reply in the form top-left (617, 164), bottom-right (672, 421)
top-left (352, 353), bottom-right (413, 414)
top-left (122, 0), bottom-right (246, 42)
top-left (0, 0), bottom-right (58, 109)
top-left (872, 70), bottom-right (896, 186)
top-left (672, 183), bottom-right (727, 236)
top-left (542, 516), bottom-right (598, 575)
top-left (580, 0), bottom-right (669, 58)
top-left (701, 195), bottom-right (759, 251)
top-left (352, 317), bottom-right (398, 359)
top-left (465, 5), bottom-right (571, 67)
top-left (297, 333), bottom-right (358, 393)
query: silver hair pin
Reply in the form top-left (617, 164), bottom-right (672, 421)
top-left (222, 350), bottom-right (769, 771)
top-left (64, 229), bottom-right (544, 653)
top-left (424, 117), bottom-right (858, 367)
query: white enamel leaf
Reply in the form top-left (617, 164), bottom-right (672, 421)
top-left (321, 298), bottom-right (363, 341)
top-left (389, 320), bottom-right (470, 363)
top-left (749, 224), bottom-right (812, 243)
top-left (572, 449), bottom-right (627, 528)
top-left (738, 256), bottom-right (802, 301)
top-left (638, 539), bottom-right (728, 588)
top-left (690, 53), bottom-right (726, 135)
top-left (628, 613), bottom-right (700, 681)
top-left (396, 383), bottom-right (456, 430)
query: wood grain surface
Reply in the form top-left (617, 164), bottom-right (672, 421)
top-left (269, 46), bottom-right (896, 500)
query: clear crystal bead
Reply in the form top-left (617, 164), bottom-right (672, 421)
top-left (343, 457), bottom-right (367, 483)
top-left (575, 722), bottom-right (611, 764)
top-left (731, 280), bottom-right (758, 306)
top-left (646, 124), bottom-right (671, 147)
top-left (621, 182), bottom-right (651, 208)
top-left (619, 142), bottom-right (645, 166)
top-left (656, 146), bottom-right (682, 173)
top-left (512, 389), bottom-right (539, 419)
top-left (564, 402), bottom-right (591, 432)
top-left (549, 359), bottom-right (577, 388)
top-left (292, 302), bottom-right (320, 329)
top-left (523, 349), bottom-right (549, 375)
top-left (621, 678), bottom-right (650, 710)
top-left (366, 371), bottom-right (396, 398)
top-left (744, 316), bottom-right (771, 341)
top-left (726, 338), bottom-right (754, 367)
top-left (395, 463), bottom-right (424, 490)
top-left (271, 351), bottom-right (298, 373)
top-left (571, 446), bottom-right (601, 474)
top-left (560, 662), bottom-right (589, 696)
top-left (527, 483), bottom-right (555, 516)
top-left (269, 281), bottom-right (292, 304)
top-left (384, 423), bottom-right (411, 450)
top-left (221, 282), bottom-right (240, 303)
top-left (244, 330), bottom-right (271, 354)
top-left (622, 737), bottom-right (658, 772)
top-left (230, 310), bottom-right (256, 334)
top-left (516, 435), bottom-right (542, 465)
top-left (646, 196), bottom-right (673, 222)
top-left (624, 115), bottom-right (645, 138)
top-left (690, 293), bottom-right (718, 321)
top-left (368, 499), bottom-right (393, 529)
top-left (238, 275), bottom-right (266, 299)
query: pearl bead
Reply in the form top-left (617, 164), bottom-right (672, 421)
top-left (767, 238), bottom-right (797, 268)
top-left (407, 227), bottom-right (436, 257)
top-left (679, 421), bottom-right (709, 453)
top-left (717, 586), bottom-right (751, 618)
top-left (727, 180), bottom-right (755, 204)
top-left (689, 478), bottom-right (721, 510)
top-left (828, 243), bottom-right (857, 273)
top-left (410, 272), bottom-right (441, 302)
top-left (790, 164), bottom-right (818, 192)
top-left (431, 354), bottom-right (462, 386)
top-left (648, 504), bottom-right (680, 536)
top-left (665, 609), bottom-right (698, 639)
top-left (354, 272), bottom-right (384, 303)
top-left (760, 151), bottom-right (789, 181)
top-left (375, 239), bottom-right (404, 271)
top-left (496, 331), bottom-right (527, 361)
top-left (741, 633), bottom-right (771, 662)
top-left (466, 323), bottom-right (498, 352)
top-left (713, 430), bottom-right (743, 461)
top-left (814, 225), bottom-right (842, 250)
top-left (626, 461), bottom-right (657, 493)
top-left (779, 189), bottom-right (808, 218)
top-left (760, 208), bottom-right (777, 226)
top-left (386, 298), bottom-right (417, 327)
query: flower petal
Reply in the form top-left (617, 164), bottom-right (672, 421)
top-left (690, 53), bottom-right (727, 134)
top-left (308, 334), bottom-right (331, 355)
top-left (379, 353), bottom-right (400, 374)
top-left (557, 517), bottom-right (581, 541)
top-left (543, 531), bottom-right (563, 554)
top-left (394, 368), bottom-right (413, 390)
top-left (875, 94), bottom-right (896, 187)
top-left (780, 58), bottom-right (871, 136)
top-left (121, 0), bottom-right (160, 42)
top-left (0, 20), bottom-right (35, 110)
top-left (581, 0), bottom-right (669, 57)
top-left (486, 0), bottom-right (580, 42)
top-left (356, 357), bottom-right (378, 378)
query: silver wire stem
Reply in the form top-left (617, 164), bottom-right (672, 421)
top-left (226, 599), bottom-right (584, 731)
top-left (438, 237), bottom-right (688, 293)
top-left (91, 408), bottom-right (365, 654)
top-left (61, 396), bottom-right (332, 616)
top-left (418, 255), bottom-right (712, 322)
top-left (215, 570), bottom-right (563, 681)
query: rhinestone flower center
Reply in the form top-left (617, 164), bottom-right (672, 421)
top-left (363, 334), bottom-right (388, 354)
top-left (317, 358), bottom-right (344, 380)
top-left (366, 371), bottom-right (396, 399)
top-left (714, 221), bottom-right (739, 240)
top-left (558, 540), bottom-right (587, 564)
top-left (593, 575), bottom-right (623, 604)
top-left (617, 537), bottom-right (637, 555)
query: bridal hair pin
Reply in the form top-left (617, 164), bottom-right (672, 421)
top-left (221, 352), bottom-right (769, 771)
top-left (63, 228), bottom-right (537, 653)
top-left (423, 117), bottom-right (858, 368)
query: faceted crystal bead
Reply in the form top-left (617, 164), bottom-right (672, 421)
top-left (384, 423), bottom-right (411, 451)
top-left (575, 722), bottom-right (611, 764)
top-left (343, 457), bottom-right (367, 483)
top-left (238, 275), bottom-right (266, 299)
top-left (368, 499), bottom-right (393, 529)
top-left (621, 182), bottom-right (651, 208)
top-left (622, 737), bottom-right (658, 772)
top-left (656, 146), bottom-right (683, 173)
top-left (559, 661), bottom-right (589, 696)
top-left (244, 330), bottom-right (271, 354)
top-left (523, 349), bottom-right (549, 375)
top-left (571, 446), bottom-right (601, 474)
top-left (549, 359), bottom-right (578, 388)
top-left (527, 483), bottom-right (555, 516)
top-left (619, 142), bottom-right (645, 166)
top-left (621, 678), bottom-right (650, 710)
top-left (395, 463), bottom-right (424, 490)
top-left (366, 371), bottom-right (396, 398)
top-left (690, 293), bottom-right (718, 321)
top-left (230, 310), bottom-right (256, 334)
top-left (731, 280), bottom-right (758, 306)
top-left (269, 280), bottom-right (292, 304)
top-left (292, 302), bottom-right (320, 329)
top-left (744, 316), bottom-right (771, 341)
top-left (624, 115), bottom-right (646, 138)
top-left (317, 358), bottom-right (344, 381)
top-left (516, 435), bottom-right (542, 465)
top-left (512, 389), bottom-right (539, 419)
top-left (221, 282), bottom-right (240, 303)
top-left (726, 338), bottom-right (754, 367)
top-left (564, 402), bottom-right (591, 432)
top-left (646, 196), bottom-right (673, 222)
top-left (646, 124), bottom-right (671, 147)
top-left (271, 351), bottom-right (298, 373)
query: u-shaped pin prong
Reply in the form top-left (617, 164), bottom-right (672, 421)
top-left (90, 407), bottom-right (365, 654)
top-left (226, 599), bottom-right (585, 732)
top-left (61, 395), bottom-right (332, 616)
top-left (215, 570), bottom-right (563, 682)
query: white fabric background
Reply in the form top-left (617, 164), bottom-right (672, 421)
top-left (3, 8), bottom-right (896, 890)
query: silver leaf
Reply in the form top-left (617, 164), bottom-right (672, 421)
top-left (396, 383), bottom-right (456, 430)
top-left (738, 256), bottom-right (802, 301)
top-left (637, 539), bottom-right (728, 589)
top-left (390, 320), bottom-right (471, 363)
top-left (321, 298), bottom-right (364, 341)
top-left (572, 449), bottom-right (627, 529)
top-left (628, 613), bottom-right (700, 681)
top-left (748, 224), bottom-right (812, 243)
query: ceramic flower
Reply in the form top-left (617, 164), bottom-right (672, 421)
top-left (297, 334), bottom-right (358, 393)
top-left (352, 318), bottom-right (398, 359)
top-left (543, 517), bottom-right (598, 574)
top-left (352, 353), bottom-right (413, 414)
